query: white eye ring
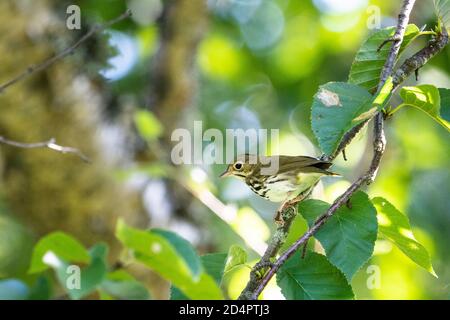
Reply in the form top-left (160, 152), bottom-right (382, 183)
top-left (234, 161), bottom-right (243, 170)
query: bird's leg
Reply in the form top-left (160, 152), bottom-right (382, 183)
top-left (274, 187), bottom-right (316, 225)
top-left (274, 194), bottom-right (302, 225)
top-left (274, 201), bottom-right (290, 225)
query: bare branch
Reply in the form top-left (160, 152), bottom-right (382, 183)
top-left (0, 9), bottom-right (132, 94)
top-left (238, 0), bottom-right (418, 300)
top-left (0, 136), bottom-right (90, 163)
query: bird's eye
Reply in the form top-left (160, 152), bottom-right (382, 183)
top-left (234, 162), bottom-right (243, 170)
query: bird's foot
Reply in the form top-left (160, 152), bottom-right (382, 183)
top-left (253, 261), bottom-right (274, 279)
top-left (274, 209), bottom-right (285, 226)
top-left (274, 198), bottom-right (300, 226)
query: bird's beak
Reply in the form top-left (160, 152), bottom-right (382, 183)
top-left (220, 168), bottom-right (231, 178)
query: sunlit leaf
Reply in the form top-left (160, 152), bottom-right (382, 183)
top-left (116, 220), bottom-right (223, 299)
top-left (299, 191), bottom-right (378, 280)
top-left (116, 220), bottom-right (194, 283)
top-left (105, 269), bottom-right (135, 281)
top-left (277, 251), bottom-right (354, 300)
top-left (28, 232), bottom-right (91, 274)
top-left (398, 85), bottom-right (450, 132)
top-left (434, 0), bottom-right (450, 28)
top-left (152, 229), bottom-right (202, 281)
top-left (372, 197), bottom-right (437, 277)
top-left (224, 245), bottom-right (247, 274)
top-left (280, 214), bottom-right (309, 252)
top-left (134, 110), bottom-right (163, 141)
top-left (349, 24), bottom-right (420, 91)
top-left (170, 253), bottom-right (228, 300)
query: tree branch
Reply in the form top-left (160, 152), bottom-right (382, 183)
top-left (0, 136), bottom-right (90, 163)
top-left (393, 26), bottom-right (449, 87)
top-left (238, 0), bottom-right (418, 300)
top-left (378, 0), bottom-right (417, 87)
top-left (0, 9), bottom-right (132, 94)
top-left (324, 0), bottom-right (421, 162)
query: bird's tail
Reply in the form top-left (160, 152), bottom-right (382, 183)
top-left (312, 161), bottom-right (340, 176)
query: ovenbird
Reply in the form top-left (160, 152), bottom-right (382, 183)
top-left (220, 155), bottom-right (337, 222)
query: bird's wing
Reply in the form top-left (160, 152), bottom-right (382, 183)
top-left (266, 155), bottom-right (336, 175)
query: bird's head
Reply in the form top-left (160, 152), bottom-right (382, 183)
top-left (219, 154), bottom-right (258, 179)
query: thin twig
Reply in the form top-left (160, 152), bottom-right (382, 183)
top-left (342, 148), bottom-right (348, 162)
top-left (0, 9), bottom-right (132, 94)
top-left (322, 120), bottom-right (368, 162)
top-left (0, 136), bottom-right (90, 163)
top-left (238, 0), bottom-right (418, 300)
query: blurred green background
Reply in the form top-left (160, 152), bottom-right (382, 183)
top-left (0, 0), bottom-right (449, 299)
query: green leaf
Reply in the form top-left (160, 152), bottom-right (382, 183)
top-left (170, 253), bottom-right (228, 300)
top-left (165, 269), bottom-right (223, 300)
top-left (201, 253), bottom-right (228, 284)
top-left (311, 82), bottom-right (372, 155)
top-left (100, 280), bottom-right (149, 300)
top-left (372, 197), bottom-right (437, 277)
top-left (28, 276), bottom-right (52, 300)
top-left (116, 220), bottom-right (199, 282)
top-left (116, 220), bottom-right (193, 281)
top-left (349, 24), bottom-right (420, 91)
top-left (105, 269), bottom-right (135, 281)
top-left (134, 110), bottom-right (163, 141)
top-left (398, 85), bottom-right (450, 132)
top-left (299, 191), bottom-right (378, 280)
top-left (224, 245), bottom-right (247, 274)
top-left (280, 214), bottom-right (309, 252)
top-left (434, 0), bottom-right (450, 28)
top-left (89, 242), bottom-right (109, 261)
top-left (277, 252), bottom-right (354, 300)
top-left (100, 271), bottom-right (150, 300)
top-left (116, 220), bottom-right (223, 299)
top-left (440, 88), bottom-right (450, 121)
top-left (69, 257), bottom-right (107, 300)
top-left (28, 232), bottom-right (91, 274)
top-left (53, 243), bottom-right (108, 300)
top-left (152, 229), bottom-right (202, 280)
top-left (0, 279), bottom-right (29, 300)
